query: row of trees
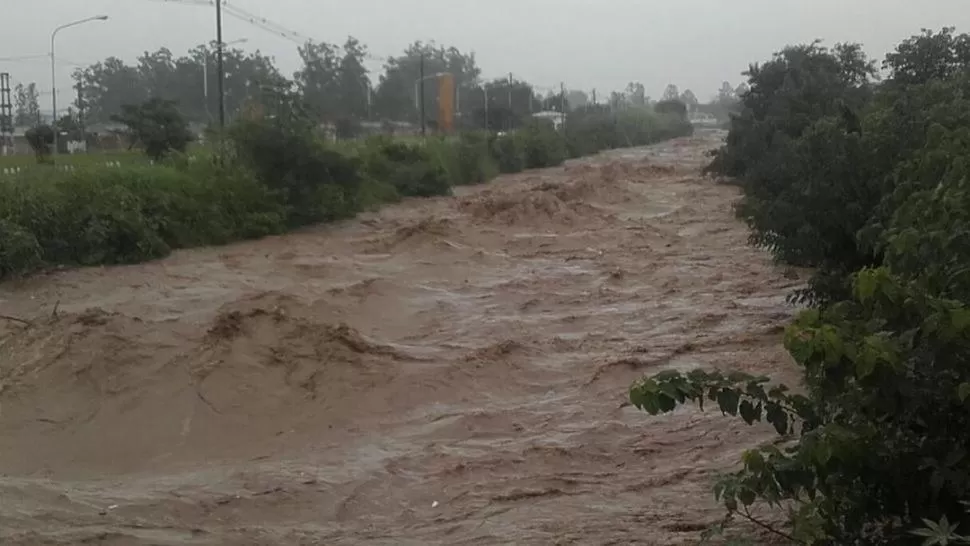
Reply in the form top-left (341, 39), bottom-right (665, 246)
top-left (10, 35), bottom-right (726, 133)
top-left (12, 83), bottom-right (41, 126)
top-left (17, 38), bottom-right (561, 129)
top-left (632, 27), bottom-right (970, 544)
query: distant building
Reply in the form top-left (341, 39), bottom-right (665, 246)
top-left (2, 126), bottom-right (32, 155)
top-left (688, 112), bottom-right (718, 126)
top-left (532, 110), bottom-right (566, 130)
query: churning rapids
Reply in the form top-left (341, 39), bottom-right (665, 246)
top-left (0, 129), bottom-right (801, 545)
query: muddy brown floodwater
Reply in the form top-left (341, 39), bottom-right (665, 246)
top-left (0, 129), bottom-right (803, 545)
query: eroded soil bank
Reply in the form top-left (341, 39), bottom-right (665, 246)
top-left (0, 129), bottom-right (800, 545)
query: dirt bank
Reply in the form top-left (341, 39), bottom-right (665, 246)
top-left (0, 130), bottom-right (801, 545)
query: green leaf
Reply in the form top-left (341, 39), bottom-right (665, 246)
top-left (737, 487), bottom-right (756, 507)
top-left (712, 482), bottom-right (726, 501)
top-left (785, 328), bottom-right (817, 364)
top-left (765, 404), bottom-right (790, 435)
top-left (952, 308), bottom-right (970, 333)
top-left (814, 440), bottom-right (833, 466)
top-left (855, 269), bottom-right (878, 303)
top-left (641, 392), bottom-right (661, 415)
top-left (656, 393), bottom-right (677, 413)
top-left (653, 369), bottom-right (683, 382)
top-left (958, 382), bottom-right (970, 403)
top-left (739, 400), bottom-right (761, 425)
top-left (742, 449), bottom-right (766, 471)
top-left (930, 471), bottom-right (945, 493)
top-left (717, 388), bottom-right (742, 416)
top-left (638, 378), bottom-right (660, 394)
top-left (821, 326), bottom-right (845, 363)
top-left (630, 385), bottom-right (648, 410)
top-left (658, 381), bottom-right (685, 403)
top-left (856, 352), bottom-right (877, 379)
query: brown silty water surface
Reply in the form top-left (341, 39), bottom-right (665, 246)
top-left (0, 129), bottom-right (803, 545)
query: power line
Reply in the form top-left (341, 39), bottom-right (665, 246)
top-left (0, 55), bottom-right (89, 68)
top-left (144, 0), bottom-right (391, 62)
top-left (0, 54), bottom-right (49, 62)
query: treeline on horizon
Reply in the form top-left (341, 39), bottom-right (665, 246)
top-left (9, 36), bottom-right (744, 131)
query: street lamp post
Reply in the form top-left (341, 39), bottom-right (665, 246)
top-left (482, 85), bottom-right (489, 131)
top-left (214, 0), bottom-right (226, 129)
top-left (50, 15), bottom-right (108, 157)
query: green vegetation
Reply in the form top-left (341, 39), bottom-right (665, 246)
top-left (630, 27), bottom-right (970, 545)
top-left (0, 93), bottom-right (691, 280)
top-left (0, 150), bottom-right (147, 169)
top-left (111, 97), bottom-right (196, 160)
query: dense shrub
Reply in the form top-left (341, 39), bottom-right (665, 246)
top-left (654, 99), bottom-right (688, 118)
top-left (229, 117), bottom-right (365, 226)
top-left (427, 132), bottom-right (498, 186)
top-left (0, 99), bottom-right (692, 279)
top-left (490, 132), bottom-right (526, 173)
top-left (0, 218), bottom-right (42, 278)
top-left (359, 137), bottom-right (452, 198)
top-left (0, 160), bottom-right (283, 275)
top-left (705, 41), bottom-right (881, 305)
top-left (633, 268), bottom-right (970, 544)
top-left (516, 119), bottom-right (567, 169)
top-left (630, 27), bottom-right (970, 545)
top-left (24, 125), bottom-right (54, 164)
top-left (565, 107), bottom-right (694, 158)
top-left (112, 97), bottom-right (195, 160)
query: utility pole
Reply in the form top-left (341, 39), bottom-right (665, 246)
top-left (0, 73), bottom-right (12, 156)
top-left (560, 82), bottom-right (566, 131)
top-left (507, 72), bottom-right (513, 131)
top-left (203, 51), bottom-right (210, 121)
top-left (592, 89), bottom-right (597, 109)
top-left (419, 53), bottom-right (426, 136)
top-left (483, 86), bottom-right (489, 131)
top-left (215, 0), bottom-right (226, 128)
top-left (76, 80), bottom-right (86, 151)
top-left (366, 84), bottom-right (372, 122)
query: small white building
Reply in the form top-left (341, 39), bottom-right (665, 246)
top-left (532, 110), bottom-right (566, 130)
top-left (688, 112), bottom-right (719, 126)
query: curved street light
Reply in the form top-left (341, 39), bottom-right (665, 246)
top-left (51, 15), bottom-right (108, 157)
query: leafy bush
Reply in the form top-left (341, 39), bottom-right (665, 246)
top-left (565, 107), bottom-right (694, 158)
top-left (24, 125), bottom-right (54, 164)
top-left (426, 132), bottom-right (499, 186)
top-left (112, 97), bottom-right (195, 160)
top-left (654, 99), bottom-right (688, 118)
top-left (0, 160), bottom-right (283, 276)
top-left (632, 267), bottom-right (970, 544)
top-left (628, 26), bottom-right (970, 545)
top-left (0, 218), bottom-right (41, 278)
top-left (705, 41), bottom-right (881, 305)
top-left (516, 119), bottom-right (567, 169)
top-left (359, 137), bottom-right (452, 198)
top-left (490, 132), bottom-right (525, 173)
top-left (229, 116), bottom-right (365, 225)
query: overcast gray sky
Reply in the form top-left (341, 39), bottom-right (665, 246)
top-left (4, 0), bottom-right (970, 103)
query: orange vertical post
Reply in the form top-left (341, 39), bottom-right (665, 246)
top-left (438, 73), bottom-right (455, 133)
